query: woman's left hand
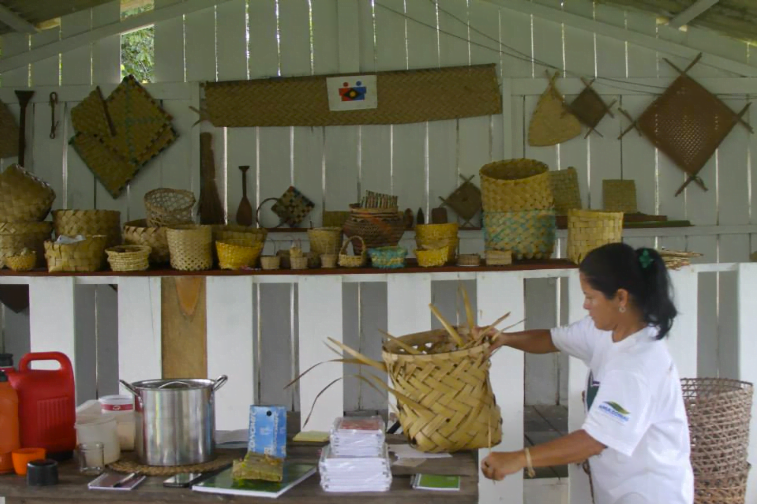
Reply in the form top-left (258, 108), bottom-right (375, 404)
top-left (480, 451), bottom-right (525, 481)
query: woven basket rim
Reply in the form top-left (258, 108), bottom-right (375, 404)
top-left (480, 159), bottom-right (549, 180)
top-left (382, 327), bottom-right (488, 359)
top-left (568, 209), bottom-right (624, 218)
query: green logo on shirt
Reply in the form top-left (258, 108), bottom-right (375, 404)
top-left (604, 402), bottom-right (630, 415)
top-left (599, 401), bottom-right (631, 423)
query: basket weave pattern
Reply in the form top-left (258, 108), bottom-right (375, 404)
top-left (145, 189), bottom-right (195, 228)
top-left (566, 209), bottom-right (623, 264)
top-left (485, 250), bottom-right (512, 266)
top-left (44, 236), bottom-right (107, 272)
top-left (217, 240), bottom-right (264, 270)
top-left (368, 246), bottom-right (407, 269)
top-left (415, 223), bottom-right (458, 263)
top-left (694, 463), bottom-right (749, 504)
top-left (416, 247), bottom-right (448, 268)
top-left (308, 227), bottom-right (343, 256)
top-left (549, 167), bottom-right (582, 215)
top-left (53, 210), bottom-right (122, 249)
top-left (106, 245), bottom-right (151, 272)
top-left (212, 225), bottom-right (268, 245)
top-left (339, 236), bottom-right (367, 268)
top-left (0, 221), bottom-right (53, 267)
top-left (123, 220), bottom-right (169, 264)
top-left (0, 165), bottom-right (56, 222)
top-left (166, 225), bottom-right (212, 271)
top-left (480, 159), bottom-right (553, 212)
top-left (483, 210), bottom-right (556, 260)
top-left (383, 328), bottom-right (502, 453)
top-left (343, 208), bottom-right (405, 254)
top-left (5, 252), bottom-right (36, 271)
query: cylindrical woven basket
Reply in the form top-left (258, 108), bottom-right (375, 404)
top-left (415, 223), bottom-right (459, 263)
top-left (44, 235), bottom-right (108, 272)
top-left (382, 328), bottom-right (502, 452)
top-left (106, 245), bottom-right (151, 272)
top-left (123, 220), bottom-right (169, 264)
top-left (212, 225), bottom-right (268, 245)
top-left (343, 207), bottom-right (405, 254)
top-left (548, 167), bottom-right (582, 215)
top-left (0, 221), bottom-right (53, 268)
top-left (260, 255), bottom-right (281, 270)
top-left (480, 159), bottom-right (553, 212)
top-left (308, 227), bottom-right (343, 256)
top-left (694, 462), bottom-right (749, 504)
top-left (145, 188), bottom-right (196, 228)
top-left (483, 210), bottom-right (556, 260)
top-left (416, 247), bottom-right (448, 268)
top-left (566, 209), bottom-right (623, 264)
top-left (320, 254), bottom-right (337, 268)
top-left (290, 256), bottom-right (308, 270)
top-left (458, 253), bottom-right (481, 267)
top-left (53, 210), bottom-right (122, 249)
top-left (216, 240), bottom-right (264, 270)
top-left (5, 251), bottom-right (36, 271)
top-left (166, 225), bottom-right (213, 271)
top-left (339, 236), bottom-right (367, 268)
top-left (0, 164), bottom-right (56, 222)
top-left (682, 378), bottom-right (754, 476)
top-left (485, 250), bottom-right (513, 266)
top-left (368, 246), bottom-right (407, 269)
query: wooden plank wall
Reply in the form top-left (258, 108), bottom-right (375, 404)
top-left (1, 0), bottom-right (756, 406)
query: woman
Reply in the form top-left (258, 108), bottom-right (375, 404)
top-left (481, 243), bottom-right (693, 504)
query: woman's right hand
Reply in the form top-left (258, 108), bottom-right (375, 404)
top-left (482, 330), bottom-right (511, 356)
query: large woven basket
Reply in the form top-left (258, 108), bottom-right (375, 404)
top-left (217, 239), bottom-right (264, 270)
top-left (307, 227), bottom-right (343, 256)
top-left (382, 327), bottom-right (502, 452)
top-left (480, 159), bottom-right (553, 212)
top-left (145, 188), bottom-right (195, 228)
top-left (343, 207), bottom-right (405, 254)
top-left (549, 167), bottom-right (582, 215)
top-left (106, 245), bottom-right (151, 272)
top-left (415, 223), bottom-right (458, 263)
top-left (44, 235), bottom-right (108, 272)
top-left (566, 209), bottom-right (623, 264)
top-left (123, 220), bottom-right (169, 264)
top-left (53, 210), bottom-right (122, 249)
top-left (166, 225), bottom-right (213, 271)
top-left (0, 164), bottom-right (56, 222)
top-left (682, 378), bottom-right (753, 476)
top-left (694, 462), bottom-right (749, 504)
top-left (0, 221), bottom-right (53, 267)
top-left (483, 210), bottom-right (556, 260)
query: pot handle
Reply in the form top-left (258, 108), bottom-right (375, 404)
top-left (119, 379), bottom-right (139, 396)
top-left (213, 375), bottom-right (228, 392)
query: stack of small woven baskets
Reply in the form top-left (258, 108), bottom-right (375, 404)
top-left (0, 165), bottom-right (55, 271)
top-left (480, 159), bottom-right (556, 263)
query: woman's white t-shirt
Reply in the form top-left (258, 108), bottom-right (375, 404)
top-left (551, 317), bottom-right (694, 504)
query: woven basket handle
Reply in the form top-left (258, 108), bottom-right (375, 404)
top-left (255, 197), bottom-right (284, 229)
top-left (340, 235), bottom-right (365, 256)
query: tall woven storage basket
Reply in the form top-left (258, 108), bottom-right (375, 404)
top-left (0, 221), bottom-right (53, 267)
top-left (382, 327), bottom-right (502, 453)
top-left (53, 210), bottom-right (122, 249)
top-left (483, 210), bottom-right (556, 260)
top-left (0, 164), bottom-right (56, 222)
top-left (480, 159), bottom-right (553, 211)
top-left (415, 223), bottom-right (458, 263)
top-left (166, 225), bottom-right (213, 271)
top-left (566, 209), bottom-right (623, 264)
top-left (123, 220), bottom-right (169, 264)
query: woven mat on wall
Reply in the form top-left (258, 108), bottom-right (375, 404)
top-left (204, 64), bottom-right (502, 127)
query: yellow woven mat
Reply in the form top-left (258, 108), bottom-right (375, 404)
top-left (0, 100), bottom-right (19, 159)
top-left (602, 179), bottom-right (637, 213)
top-left (529, 73), bottom-right (581, 146)
top-left (71, 89), bottom-right (111, 137)
top-left (108, 451), bottom-right (236, 476)
top-left (204, 64), bottom-right (502, 127)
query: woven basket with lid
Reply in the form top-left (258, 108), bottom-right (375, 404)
top-left (566, 209), bottom-right (623, 264)
top-left (166, 225), bottom-right (213, 271)
top-left (53, 209), bottom-right (122, 249)
top-left (0, 164), bottom-right (56, 222)
top-left (480, 159), bottom-right (553, 212)
top-left (123, 219), bottom-right (169, 264)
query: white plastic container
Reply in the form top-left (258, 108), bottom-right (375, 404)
top-left (75, 414), bottom-right (121, 464)
top-left (100, 395), bottom-right (135, 451)
top-left (99, 395), bottom-right (133, 414)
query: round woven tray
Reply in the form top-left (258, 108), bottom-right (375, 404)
top-left (566, 209), bottom-right (623, 264)
top-left (108, 451), bottom-right (236, 476)
top-left (480, 159), bottom-right (553, 212)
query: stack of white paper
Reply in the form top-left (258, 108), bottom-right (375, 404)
top-left (319, 444), bottom-right (392, 493)
top-left (329, 416), bottom-right (385, 457)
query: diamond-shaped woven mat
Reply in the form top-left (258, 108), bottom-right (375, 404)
top-left (271, 186), bottom-right (314, 227)
top-left (71, 89), bottom-right (111, 137)
top-left (442, 181), bottom-right (481, 221)
top-left (637, 74), bottom-right (741, 177)
top-left (566, 85), bottom-right (611, 129)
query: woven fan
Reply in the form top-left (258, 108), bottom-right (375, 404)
top-left (619, 54), bottom-right (752, 196)
top-left (439, 174), bottom-right (482, 228)
top-left (565, 77), bottom-right (616, 138)
top-left (0, 100), bottom-right (19, 159)
top-left (529, 71), bottom-right (582, 146)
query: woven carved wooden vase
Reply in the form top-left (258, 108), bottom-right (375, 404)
top-left (382, 327), bottom-right (502, 453)
top-left (342, 206), bottom-right (405, 255)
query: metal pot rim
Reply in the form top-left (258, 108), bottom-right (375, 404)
top-left (129, 378), bottom-right (216, 390)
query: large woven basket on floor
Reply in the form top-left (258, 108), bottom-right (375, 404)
top-left (483, 210), bottom-right (556, 260)
top-left (307, 227), bottom-right (343, 256)
top-left (0, 164), bottom-right (56, 222)
top-left (382, 327), bottom-right (502, 453)
top-left (166, 225), bottom-right (213, 271)
top-left (212, 224), bottom-right (268, 245)
top-left (694, 462), bottom-right (749, 504)
top-left (53, 210), bottom-right (122, 249)
top-left (145, 188), bottom-right (195, 228)
top-left (682, 378), bottom-right (754, 476)
top-left (106, 245), bottom-right (151, 272)
top-left (415, 223), bottom-right (458, 263)
top-left (0, 221), bottom-right (53, 267)
top-left (549, 167), bottom-right (582, 215)
top-left (343, 207), bottom-right (405, 254)
top-left (480, 159), bottom-right (553, 212)
top-left (216, 239), bottom-right (264, 270)
top-left (566, 209), bottom-right (623, 264)
top-left (44, 235), bottom-right (108, 272)
top-left (123, 220), bottom-right (169, 264)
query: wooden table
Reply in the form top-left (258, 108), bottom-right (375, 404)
top-left (0, 443), bottom-right (478, 503)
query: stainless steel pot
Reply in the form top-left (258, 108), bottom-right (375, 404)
top-left (120, 375), bottom-right (228, 466)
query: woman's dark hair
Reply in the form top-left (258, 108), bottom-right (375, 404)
top-left (579, 243), bottom-right (677, 339)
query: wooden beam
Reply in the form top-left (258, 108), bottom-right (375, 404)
top-left (0, 0), bottom-right (233, 74)
top-left (0, 4), bottom-right (38, 34)
top-left (668, 0), bottom-right (720, 29)
top-left (482, 0), bottom-right (757, 77)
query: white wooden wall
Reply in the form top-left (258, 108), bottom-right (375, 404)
top-left (1, 0), bottom-right (757, 405)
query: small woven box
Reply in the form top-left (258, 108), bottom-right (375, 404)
top-left (485, 250), bottom-right (512, 266)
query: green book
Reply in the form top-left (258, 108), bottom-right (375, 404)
top-left (412, 473), bottom-right (461, 491)
top-left (193, 462), bottom-right (317, 499)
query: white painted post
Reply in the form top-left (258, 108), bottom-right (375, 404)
top-left (117, 278), bottom-right (162, 388)
top-left (297, 276), bottom-right (343, 432)
top-left (477, 271), bottom-right (525, 504)
top-left (737, 263), bottom-right (757, 503)
top-left (567, 270), bottom-right (592, 504)
top-left (667, 268), bottom-right (698, 379)
top-left (206, 276), bottom-right (255, 431)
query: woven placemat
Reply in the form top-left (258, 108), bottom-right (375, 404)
top-left (0, 100), bottom-right (19, 159)
top-left (108, 451), bottom-right (237, 476)
top-left (204, 64), bottom-right (502, 127)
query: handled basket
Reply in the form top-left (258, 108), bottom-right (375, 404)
top-left (44, 235), bottom-right (108, 272)
top-left (216, 239), bottom-right (264, 270)
top-left (165, 225), bottom-right (213, 271)
top-left (106, 245), bottom-right (151, 272)
top-left (483, 210), bottom-right (556, 260)
top-left (480, 159), bottom-right (553, 212)
top-left (53, 209), bottom-right (122, 249)
top-left (0, 164), bottom-right (56, 222)
top-left (368, 246), bottom-right (407, 269)
top-left (566, 209), bottom-right (623, 264)
top-left (123, 220), bottom-right (169, 264)
top-left (145, 188), bottom-right (195, 228)
top-left (338, 236), bottom-right (367, 268)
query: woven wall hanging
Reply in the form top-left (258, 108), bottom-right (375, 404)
top-left (203, 64), bottom-right (502, 127)
top-left (619, 54), bottom-right (752, 196)
top-left (529, 71), bottom-right (582, 146)
top-left (69, 76), bottom-right (178, 199)
top-left (565, 77), bottom-right (616, 138)
top-left (603, 179), bottom-right (637, 213)
top-left (439, 174), bottom-right (482, 228)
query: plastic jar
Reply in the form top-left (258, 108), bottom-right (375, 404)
top-left (75, 414), bottom-right (120, 464)
top-left (99, 395), bottom-right (135, 451)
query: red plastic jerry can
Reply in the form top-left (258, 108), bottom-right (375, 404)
top-left (7, 352), bottom-right (76, 455)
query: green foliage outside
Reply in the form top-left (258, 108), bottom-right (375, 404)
top-left (120, 3), bottom-right (155, 83)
